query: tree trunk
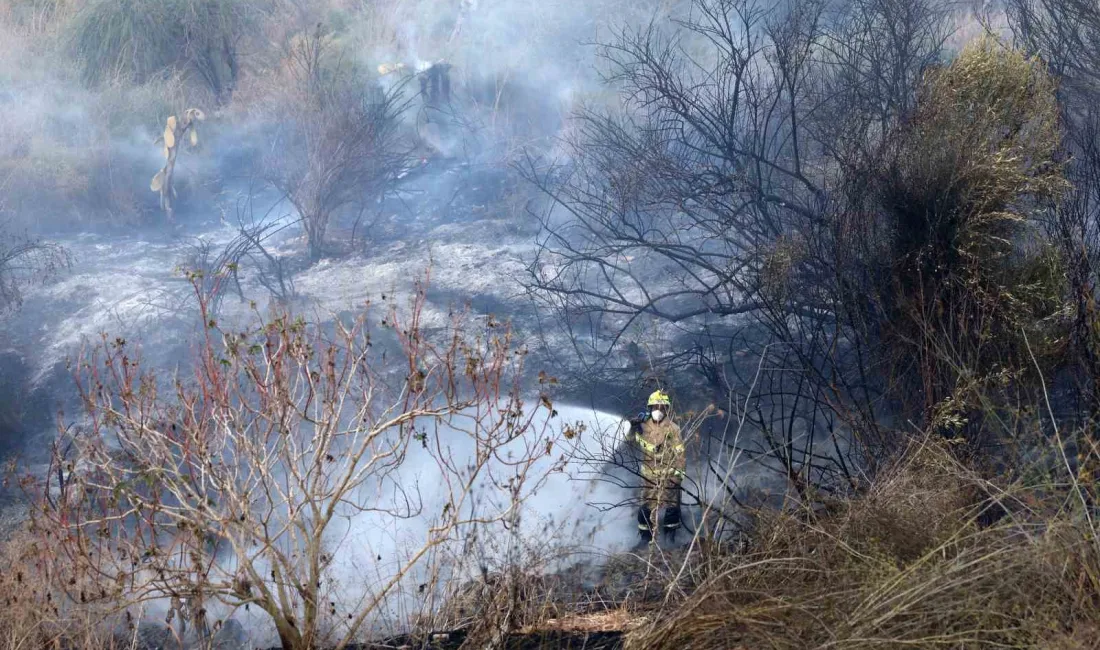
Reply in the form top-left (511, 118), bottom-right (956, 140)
top-left (306, 213), bottom-right (326, 261)
top-left (276, 622), bottom-right (304, 650)
top-left (308, 233), bottom-right (324, 262)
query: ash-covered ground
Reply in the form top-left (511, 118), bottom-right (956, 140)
top-left (1, 158), bottom-right (537, 439)
top-left (0, 133), bottom-right (776, 650)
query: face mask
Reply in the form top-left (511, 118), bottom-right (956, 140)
top-left (651, 409), bottom-right (665, 422)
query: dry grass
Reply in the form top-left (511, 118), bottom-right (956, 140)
top-left (521, 609), bottom-right (648, 634)
top-left (0, 436), bottom-right (1098, 649)
top-left (625, 439), bottom-right (1100, 650)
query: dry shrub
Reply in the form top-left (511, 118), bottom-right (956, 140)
top-left (67, 0), bottom-right (251, 102)
top-left (627, 439), bottom-right (1100, 649)
top-left (836, 439), bottom-right (974, 562)
top-left (441, 570), bottom-right (568, 646)
top-left (261, 24), bottom-right (410, 261)
top-left (26, 273), bottom-right (563, 650)
top-left (0, 138), bottom-right (162, 227)
top-left (431, 528), bottom-right (616, 646)
top-left (0, 523), bottom-right (118, 650)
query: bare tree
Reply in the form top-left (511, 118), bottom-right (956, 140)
top-left (524, 0), bottom-right (1072, 495)
top-left (31, 276), bottom-right (564, 650)
top-left (524, 0), bottom-right (825, 342)
top-left (523, 0), bottom-right (949, 371)
top-left (265, 25), bottom-right (413, 262)
top-left (1006, 0), bottom-right (1100, 103)
top-left (522, 0), bottom-right (948, 486)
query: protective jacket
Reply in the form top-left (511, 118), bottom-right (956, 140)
top-left (635, 418), bottom-right (686, 507)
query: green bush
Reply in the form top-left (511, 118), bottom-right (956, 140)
top-left (867, 37), bottom-right (1071, 436)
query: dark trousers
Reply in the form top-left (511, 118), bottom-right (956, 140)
top-left (638, 482), bottom-right (682, 538)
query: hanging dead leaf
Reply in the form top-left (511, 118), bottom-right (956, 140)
top-left (190, 128), bottom-right (198, 146)
top-left (164, 126), bottom-right (175, 149)
top-left (150, 170), bottom-right (165, 192)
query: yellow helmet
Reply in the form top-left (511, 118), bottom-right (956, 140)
top-left (647, 390), bottom-right (671, 407)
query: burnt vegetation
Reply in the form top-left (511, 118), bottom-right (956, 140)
top-left (6, 0), bottom-right (1100, 648)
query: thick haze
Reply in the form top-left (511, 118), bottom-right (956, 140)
top-left (0, 0), bottom-right (761, 645)
top-left (2, 0), bottom-right (1082, 646)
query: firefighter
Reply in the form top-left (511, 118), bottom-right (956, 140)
top-left (629, 390), bottom-right (686, 543)
top-left (419, 62), bottom-right (452, 107)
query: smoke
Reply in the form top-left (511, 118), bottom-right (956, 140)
top-left (0, 0), bottom-right (684, 237)
top-left (125, 403), bottom-right (638, 649)
top-left (0, 1), bottom-right (740, 644)
top-left (308, 403), bottom-right (637, 634)
top-left (0, 0), bottom-right (667, 384)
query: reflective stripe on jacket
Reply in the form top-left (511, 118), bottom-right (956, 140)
top-left (635, 418), bottom-right (686, 481)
